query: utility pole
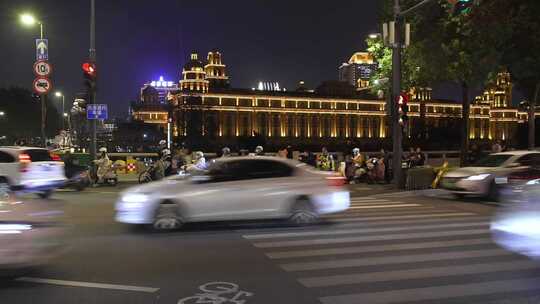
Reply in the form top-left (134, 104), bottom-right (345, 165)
top-left (391, 0), bottom-right (403, 187)
top-left (89, 0), bottom-right (97, 159)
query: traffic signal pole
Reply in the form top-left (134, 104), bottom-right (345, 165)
top-left (89, 0), bottom-right (97, 160)
top-left (391, 0), bottom-right (403, 186)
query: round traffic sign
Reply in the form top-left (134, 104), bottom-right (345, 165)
top-left (33, 60), bottom-right (52, 77)
top-left (33, 77), bottom-right (53, 95)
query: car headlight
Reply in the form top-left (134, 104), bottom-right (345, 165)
top-left (526, 179), bottom-right (540, 185)
top-left (122, 193), bottom-right (150, 203)
top-left (464, 174), bottom-right (491, 181)
top-left (0, 223), bottom-right (32, 234)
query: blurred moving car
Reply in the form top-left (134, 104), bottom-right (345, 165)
top-left (0, 187), bottom-right (66, 274)
top-left (440, 151), bottom-right (540, 200)
top-left (116, 157), bottom-right (350, 230)
top-left (0, 147), bottom-right (66, 198)
top-left (491, 179), bottom-right (540, 259)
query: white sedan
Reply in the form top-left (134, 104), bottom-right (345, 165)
top-left (440, 151), bottom-right (540, 199)
top-left (115, 157), bottom-right (350, 230)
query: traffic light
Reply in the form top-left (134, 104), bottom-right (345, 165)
top-left (397, 93), bottom-right (409, 126)
top-left (82, 61), bottom-right (97, 89)
top-left (450, 0), bottom-right (474, 16)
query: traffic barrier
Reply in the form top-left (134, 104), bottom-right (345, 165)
top-left (405, 167), bottom-right (436, 190)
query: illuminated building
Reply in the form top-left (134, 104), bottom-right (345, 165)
top-left (132, 52), bottom-right (536, 148)
top-left (339, 52), bottom-right (378, 90)
top-left (140, 76), bottom-right (178, 104)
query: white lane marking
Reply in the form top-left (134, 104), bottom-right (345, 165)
top-left (243, 222), bottom-right (488, 240)
top-left (335, 216), bottom-right (489, 229)
top-left (301, 260), bottom-right (539, 287)
top-left (349, 204), bottom-right (422, 209)
top-left (16, 277), bottom-right (159, 293)
top-left (281, 248), bottom-right (509, 272)
top-left (339, 206), bottom-right (435, 214)
top-left (253, 228), bottom-right (488, 248)
top-left (266, 238), bottom-right (492, 259)
top-left (349, 201), bottom-right (407, 206)
top-left (325, 208), bottom-right (444, 218)
top-left (350, 198), bottom-right (389, 203)
top-left (328, 212), bottom-right (477, 222)
top-left (319, 277), bottom-right (540, 304)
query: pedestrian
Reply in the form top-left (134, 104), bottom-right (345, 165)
top-left (469, 143), bottom-right (482, 164)
top-left (221, 147), bottom-right (231, 157)
top-left (317, 147), bottom-right (334, 171)
top-left (278, 147), bottom-right (288, 158)
top-left (381, 148), bottom-right (390, 183)
top-left (286, 145), bottom-right (293, 159)
top-left (415, 147), bottom-right (425, 166)
top-left (255, 146), bottom-right (264, 156)
top-left (492, 141), bottom-right (502, 153)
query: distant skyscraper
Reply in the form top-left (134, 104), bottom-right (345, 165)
top-left (339, 52), bottom-right (377, 90)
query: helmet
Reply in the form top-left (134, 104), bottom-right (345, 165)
top-left (162, 149), bottom-right (171, 156)
top-left (195, 151), bottom-right (204, 159)
top-left (99, 147), bottom-right (107, 153)
top-left (222, 147), bottom-right (231, 154)
top-left (159, 140), bottom-right (167, 146)
top-left (255, 146), bottom-right (263, 153)
top-left (353, 148), bottom-right (360, 154)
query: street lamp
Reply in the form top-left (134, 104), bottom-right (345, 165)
top-left (55, 92), bottom-right (66, 130)
top-left (20, 13), bottom-right (44, 39)
top-left (0, 111), bottom-right (5, 118)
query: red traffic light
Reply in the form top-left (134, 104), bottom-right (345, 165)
top-left (82, 62), bottom-right (96, 77)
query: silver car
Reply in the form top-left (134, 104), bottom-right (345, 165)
top-left (115, 157), bottom-right (350, 230)
top-left (0, 188), bottom-right (65, 273)
top-left (441, 151), bottom-right (540, 199)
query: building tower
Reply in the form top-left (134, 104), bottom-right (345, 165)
top-left (205, 50), bottom-right (230, 89)
top-left (180, 52), bottom-right (209, 93)
top-left (474, 71), bottom-right (513, 108)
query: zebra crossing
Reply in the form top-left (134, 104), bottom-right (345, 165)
top-left (242, 195), bottom-right (540, 304)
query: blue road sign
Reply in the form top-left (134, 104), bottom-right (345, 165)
top-left (35, 39), bottom-right (48, 61)
top-left (87, 104), bottom-right (108, 120)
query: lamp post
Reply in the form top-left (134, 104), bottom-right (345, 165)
top-left (55, 92), bottom-right (65, 130)
top-left (20, 13), bottom-right (47, 147)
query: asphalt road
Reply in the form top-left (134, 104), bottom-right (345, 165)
top-left (3, 183), bottom-right (540, 304)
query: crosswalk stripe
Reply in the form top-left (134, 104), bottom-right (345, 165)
top-left (350, 199), bottom-right (390, 203)
top-left (349, 204), bottom-right (421, 209)
top-left (335, 216), bottom-right (489, 229)
top-left (266, 238), bottom-right (492, 259)
top-left (253, 228), bottom-right (488, 248)
top-left (243, 222), bottom-right (488, 240)
top-left (318, 277), bottom-right (540, 304)
top-left (328, 212), bottom-right (477, 222)
top-left (300, 259), bottom-right (537, 287)
top-left (280, 248), bottom-right (509, 271)
top-left (349, 201), bottom-right (408, 206)
top-left (328, 207), bottom-right (437, 217)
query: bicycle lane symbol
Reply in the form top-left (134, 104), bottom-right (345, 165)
top-left (177, 282), bottom-right (254, 304)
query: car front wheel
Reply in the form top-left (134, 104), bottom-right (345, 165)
top-left (289, 198), bottom-right (319, 225)
top-left (37, 190), bottom-right (53, 199)
top-left (153, 203), bottom-right (183, 231)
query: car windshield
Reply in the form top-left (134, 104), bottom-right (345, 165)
top-left (473, 154), bottom-right (512, 167)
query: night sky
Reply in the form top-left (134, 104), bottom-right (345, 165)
top-left (1, 0), bottom-right (485, 119)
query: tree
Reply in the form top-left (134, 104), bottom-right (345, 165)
top-left (0, 87), bottom-right (60, 144)
top-left (373, 0), bottom-right (505, 164)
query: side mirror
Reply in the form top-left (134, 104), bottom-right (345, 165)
top-left (506, 162), bottom-right (522, 168)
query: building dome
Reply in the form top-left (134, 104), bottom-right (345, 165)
top-left (180, 51), bottom-right (209, 93)
top-left (184, 52), bottom-right (205, 70)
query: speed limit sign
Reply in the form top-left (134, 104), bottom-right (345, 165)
top-left (33, 60), bottom-right (52, 77)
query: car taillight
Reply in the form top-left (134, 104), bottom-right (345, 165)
top-left (50, 152), bottom-right (61, 162)
top-left (326, 176), bottom-right (347, 187)
top-left (19, 153), bottom-right (31, 173)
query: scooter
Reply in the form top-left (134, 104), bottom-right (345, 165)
top-left (90, 163), bottom-right (119, 186)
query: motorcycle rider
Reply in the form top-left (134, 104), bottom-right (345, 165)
top-left (154, 149), bottom-right (173, 180)
top-left (254, 146), bottom-right (264, 156)
top-left (185, 151), bottom-right (207, 173)
top-left (221, 147), bottom-right (232, 157)
top-left (94, 147), bottom-right (111, 184)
